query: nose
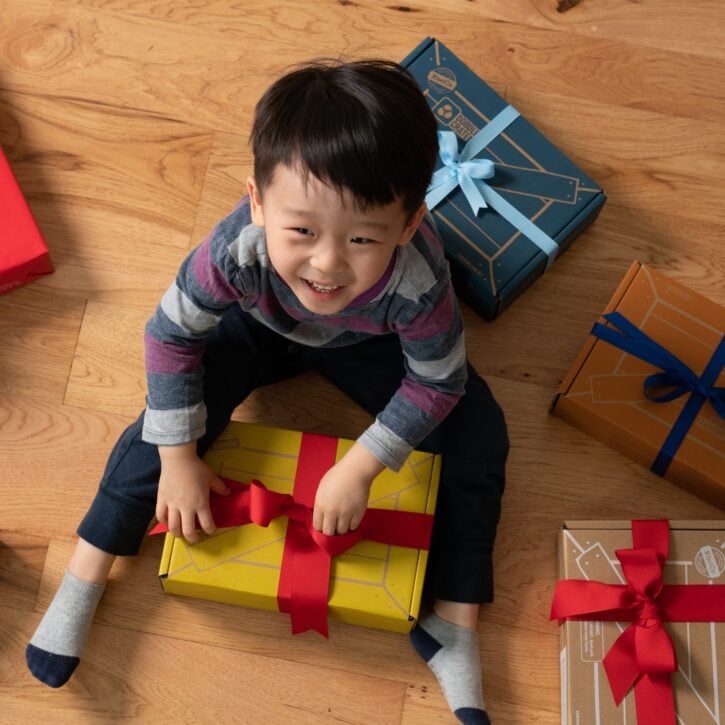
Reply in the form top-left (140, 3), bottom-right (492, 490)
top-left (309, 238), bottom-right (348, 276)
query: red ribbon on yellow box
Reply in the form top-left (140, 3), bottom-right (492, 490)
top-left (150, 432), bottom-right (434, 637)
top-left (550, 520), bottom-right (725, 724)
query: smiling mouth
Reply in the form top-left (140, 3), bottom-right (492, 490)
top-left (303, 279), bottom-right (344, 294)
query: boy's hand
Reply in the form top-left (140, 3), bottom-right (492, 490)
top-left (312, 442), bottom-right (385, 535)
top-left (156, 442), bottom-right (230, 543)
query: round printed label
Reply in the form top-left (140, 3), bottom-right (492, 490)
top-left (695, 545), bottom-right (725, 579)
top-left (428, 67), bottom-right (457, 94)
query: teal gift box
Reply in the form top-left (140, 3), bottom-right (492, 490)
top-left (402, 38), bottom-right (606, 321)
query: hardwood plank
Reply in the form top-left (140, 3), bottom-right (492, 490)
top-left (1, 605), bottom-right (407, 723)
top-left (0, 393), bottom-right (134, 535)
top-left (0, 285), bottom-right (84, 404)
top-left (0, 88), bottom-right (213, 305)
top-left (407, 0), bottom-right (725, 60)
top-left (2, 1), bottom-right (722, 128)
top-left (0, 531), bottom-right (48, 612)
top-left (64, 299), bottom-right (150, 417)
top-left (190, 132), bottom-right (252, 247)
top-left (1, 2), bottom-right (269, 136)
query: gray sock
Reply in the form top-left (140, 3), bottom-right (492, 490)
top-left (410, 610), bottom-right (489, 724)
top-left (26, 569), bottom-right (105, 687)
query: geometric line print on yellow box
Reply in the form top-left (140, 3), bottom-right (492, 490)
top-left (167, 428), bottom-right (437, 617)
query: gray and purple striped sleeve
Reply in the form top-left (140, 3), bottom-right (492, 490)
top-left (357, 218), bottom-right (467, 471)
top-left (142, 205), bottom-right (250, 446)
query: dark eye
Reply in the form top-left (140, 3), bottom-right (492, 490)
top-left (293, 228), bottom-right (313, 236)
top-left (350, 237), bottom-right (376, 245)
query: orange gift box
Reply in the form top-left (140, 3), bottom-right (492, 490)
top-left (551, 262), bottom-right (725, 509)
top-left (0, 146), bottom-right (53, 294)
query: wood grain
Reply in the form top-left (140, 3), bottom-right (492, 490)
top-left (1, 0), bottom-right (724, 722)
top-left (0, 89), bottom-right (212, 305)
top-left (0, 531), bottom-right (48, 612)
top-left (1, 393), bottom-right (134, 535)
top-left (1, 603), bottom-right (408, 723)
top-left (64, 300), bottom-right (150, 417)
top-left (0, 285), bottom-right (84, 403)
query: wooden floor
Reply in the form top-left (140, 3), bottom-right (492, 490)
top-left (1, 1), bottom-right (724, 722)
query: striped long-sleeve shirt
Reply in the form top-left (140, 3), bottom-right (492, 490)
top-left (143, 197), bottom-right (467, 471)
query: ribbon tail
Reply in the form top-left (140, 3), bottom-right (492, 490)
top-left (425, 174), bottom-right (459, 211)
top-left (279, 519), bottom-right (332, 638)
top-left (459, 173), bottom-right (488, 215)
top-left (634, 674), bottom-right (677, 725)
top-left (603, 626), bottom-right (641, 704)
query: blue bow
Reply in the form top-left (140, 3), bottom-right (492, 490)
top-left (425, 105), bottom-right (560, 267)
top-left (591, 311), bottom-right (725, 475)
top-left (426, 131), bottom-right (496, 215)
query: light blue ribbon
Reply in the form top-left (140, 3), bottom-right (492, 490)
top-left (425, 105), bottom-right (560, 269)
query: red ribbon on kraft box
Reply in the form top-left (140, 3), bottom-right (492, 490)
top-left (550, 520), bottom-right (725, 724)
top-left (150, 432), bottom-right (434, 637)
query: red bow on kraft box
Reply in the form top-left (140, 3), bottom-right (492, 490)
top-left (151, 432), bottom-right (434, 637)
top-left (550, 520), bottom-right (725, 724)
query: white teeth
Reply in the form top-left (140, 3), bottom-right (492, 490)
top-left (308, 280), bottom-right (341, 293)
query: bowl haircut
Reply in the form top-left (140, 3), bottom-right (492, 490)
top-left (250, 59), bottom-right (439, 221)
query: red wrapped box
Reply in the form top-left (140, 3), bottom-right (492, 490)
top-left (0, 146), bottom-right (53, 294)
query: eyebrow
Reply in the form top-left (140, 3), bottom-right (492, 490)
top-left (280, 208), bottom-right (390, 232)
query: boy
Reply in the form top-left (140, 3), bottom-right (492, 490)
top-left (27, 59), bottom-right (508, 725)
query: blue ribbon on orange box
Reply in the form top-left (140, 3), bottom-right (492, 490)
top-left (591, 311), bottom-right (725, 475)
top-left (425, 105), bottom-right (560, 269)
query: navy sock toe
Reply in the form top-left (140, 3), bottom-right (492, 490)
top-left (455, 706), bottom-right (491, 724)
top-left (26, 643), bottom-right (80, 688)
top-left (410, 622), bottom-right (443, 661)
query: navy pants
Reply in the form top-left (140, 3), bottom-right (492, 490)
top-left (78, 306), bottom-right (509, 603)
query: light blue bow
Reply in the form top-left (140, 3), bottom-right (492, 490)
top-left (425, 105), bottom-right (560, 268)
top-left (426, 132), bottom-right (496, 214)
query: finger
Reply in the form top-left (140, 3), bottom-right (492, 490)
top-left (349, 513), bottom-right (363, 532)
top-left (167, 509), bottom-right (182, 539)
top-left (312, 504), bottom-right (324, 533)
top-left (197, 506), bottom-right (217, 536)
top-left (181, 509), bottom-right (200, 544)
top-left (336, 514), bottom-right (351, 535)
top-left (322, 512), bottom-right (337, 537)
top-left (209, 476), bottom-right (230, 496)
top-left (155, 503), bottom-right (168, 526)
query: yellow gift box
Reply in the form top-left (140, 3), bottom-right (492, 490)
top-left (158, 421), bottom-right (441, 634)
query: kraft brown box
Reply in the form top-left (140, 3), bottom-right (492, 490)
top-left (558, 521), bottom-right (725, 725)
top-left (551, 261), bottom-right (725, 510)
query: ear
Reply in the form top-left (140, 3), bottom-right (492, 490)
top-left (246, 175), bottom-right (265, 226)
top-left (398, 203), bottom-right (428, 246)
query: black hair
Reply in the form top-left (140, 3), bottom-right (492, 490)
top-left (250, 58), bottom-right (438, 220)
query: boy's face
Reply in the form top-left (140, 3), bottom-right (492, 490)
top-left (247, 164), bottom-right (426, 315)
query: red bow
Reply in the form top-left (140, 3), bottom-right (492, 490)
top-left (151, 433), bottom-right (434, 637)
top-left (550, 520), bottom-right (725, 724)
